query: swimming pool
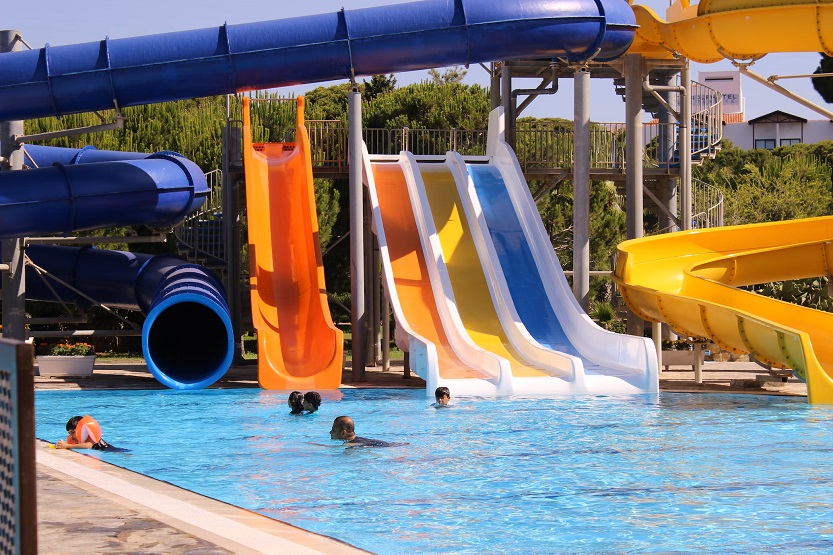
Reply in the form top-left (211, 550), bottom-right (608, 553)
top-left (36, 389), bottom-right (833, 554)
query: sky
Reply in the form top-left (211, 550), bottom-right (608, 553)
top-left (3, 0), bottom-right (829, 123)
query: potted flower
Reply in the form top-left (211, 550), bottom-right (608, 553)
top-left (660, 338), bottom-right (705, 370)
top-left (36, 341), bottom-right (96, 377)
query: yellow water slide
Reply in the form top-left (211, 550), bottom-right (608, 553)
top-left (418, 163), bottom-right (554, 380)
top-left (629, 0), bottom-right (833, 61)
top-left (612, 216), bottom-right (833, 403)
top-left (242, 96), bottom-right (343, 390)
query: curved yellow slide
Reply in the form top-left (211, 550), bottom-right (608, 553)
top-left (629, 0), bottom-right (833, 62)
top-left (242, 96), bottom-right (343, 390)
top-left (612, 216), bottom-right (833, 404)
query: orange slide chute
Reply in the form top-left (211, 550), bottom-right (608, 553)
top-left (242, 96), bottom-right (343, 390)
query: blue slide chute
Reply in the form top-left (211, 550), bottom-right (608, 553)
top-left (0, 0), bottom-right (639, 389)
top-left (0, 0), bottom-right (635, 122)
top-left (26, 245), bottom-right (233, 390)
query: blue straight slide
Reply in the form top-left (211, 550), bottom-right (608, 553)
top-left (448, 108), bottom-right (658, 394)
top-left (0, 0), bottom-right (637, 389)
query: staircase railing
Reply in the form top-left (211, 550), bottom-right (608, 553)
top-left (173, 169), bottom-right (226, 267)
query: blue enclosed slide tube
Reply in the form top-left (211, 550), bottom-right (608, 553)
top-left (26, 245), bottom-right (233, 390)
top-left (0, 149), bottom-right (208, 239)
top-left (0, 0), bottom-right (636, 122)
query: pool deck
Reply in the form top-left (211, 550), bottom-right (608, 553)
top-left (33, 359), bottom-right (806, 553)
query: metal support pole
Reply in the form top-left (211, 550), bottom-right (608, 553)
top-left (490, 63), bottom-right (501, 110)
top-left (658, 72), bottom-right (679, 233)
top-left (625, 54), bottom-right (645, 337)
top-left (653, 321), bottom-right (662, 371)
top-left (382, 296), bottom-right (390, 371)
top-left (573, 67), bottom-right (591, 310)
top-left (680, 60), bottom-right (692, 230)
top-left (222, 116), bottom-right (243, 362)
top-left (348, 88), bottom-right (367, 381)
top-left (365, 201), bottom-right (378, 365)
top-left (1, 30), bottom-right (25, 341)
top-left (501, 64), bottom-right (516, 149)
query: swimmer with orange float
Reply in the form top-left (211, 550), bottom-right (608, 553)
top-left (54, 415), bottom-right (115, 450)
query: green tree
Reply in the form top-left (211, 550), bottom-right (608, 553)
top-left (718, 153), bottom-right (832, 225)
top-left (362, 74), bottom-right (397, 101)
top-left (427, 66), bottom-right (467, 85)
top-left (813, 53), bottom-right (833, 103)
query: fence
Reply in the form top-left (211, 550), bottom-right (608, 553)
top-left (0, 338), bottom-right (37, 554)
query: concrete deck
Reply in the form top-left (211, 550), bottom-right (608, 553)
top-left (33, 359), bottom-right (806, 553)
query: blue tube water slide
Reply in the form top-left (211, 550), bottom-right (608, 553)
top-left (11, 145), bottom-right (230, 390)
top-left (26, 244), bottom-right (233, 390)
top-left (0, 150), bottom-right (207, 239)
top-left (0, 0), bottom-right (637, 389)
top-left (0, 0), bottom-right (636, 122)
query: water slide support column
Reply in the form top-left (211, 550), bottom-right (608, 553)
top-left (573, 67), bottom-right (591, 311)
top-left (349, 87), bottom-right (367, 381)
top-left (501, 64), bottom-right (516, 149)
top-left (625, 53), bottom-right (645, 337)
top-left (1, 30), bottom-right (25, 341)
top-left (490, 63), bottom-right (501, 110)
top-left (222, 106), bottom-right (243, 361)
top-left (680, 60), bottom-right (692, 230)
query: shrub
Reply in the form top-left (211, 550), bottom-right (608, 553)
top-left (37, 342), bottom-right (95, 356)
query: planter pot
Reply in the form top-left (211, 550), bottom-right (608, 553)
top-left (37, 355), bottom-right (96, 377)
top-left (660, 349), bottom-right (704, 370)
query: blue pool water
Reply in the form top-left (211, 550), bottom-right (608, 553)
top-left (36, 389), bottom-right (833, 554)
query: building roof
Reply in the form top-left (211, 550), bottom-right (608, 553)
top-left (747, 110), bottom-right (807, 124)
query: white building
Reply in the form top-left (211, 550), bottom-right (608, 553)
top-left (721, 110), bottom-right (833, 150)
top-left (698, 69), bottom-right (833, 150)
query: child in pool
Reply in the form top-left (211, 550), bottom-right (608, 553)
top-left (432, 386), bottom-right (451, 408)
top-left (56, 415), bottom-right (111, 450)
top-left (288, 391), bottom-right (305, 414)
top-left (303, 391), bottom-right (321, 413)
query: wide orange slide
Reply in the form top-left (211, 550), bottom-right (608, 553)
top-left (613, 217), bottom-right (833, 404)
top-left (242, 96), bottom-right (343, 390)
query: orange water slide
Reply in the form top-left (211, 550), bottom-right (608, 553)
top-left (369, 161), bottom-right (496, 383)
top-left (242, 96), bottom-right (343, 390)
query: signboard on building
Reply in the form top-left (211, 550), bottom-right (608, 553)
top-left (698, 70), bottom-right (744, 115)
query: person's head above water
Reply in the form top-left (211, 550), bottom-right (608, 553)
top-left (434, 386), bottom-right (451, 406)
top-left (66, 415), bottom-right (83, 433)
top-left (330, 415), bottom-right (356, 441)
top-left (287, 391), bottom-right (304, 414)
top-left (303, 391), bottom-right (321, 413)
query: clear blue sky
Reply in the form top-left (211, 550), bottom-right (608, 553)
top-left (3, 0), bottom-right (828, 122)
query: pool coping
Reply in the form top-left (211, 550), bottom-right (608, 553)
top-left (37, 439), bottom-right (371, 554)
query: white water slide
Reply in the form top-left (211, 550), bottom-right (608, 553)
top-left (363, 108), bottom-right (658, 397)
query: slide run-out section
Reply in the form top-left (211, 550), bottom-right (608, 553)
top-left (613, 217), bottom-right (833, 404)
top-left (628, 0), bottom-right (833, 61)
top-left (364, 109), bottom-right (658, 397)
top-left (242, 97), bottom-right (343, 390)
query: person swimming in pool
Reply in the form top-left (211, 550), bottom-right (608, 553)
top-left (432, 386), bottom-right (451, 408)
top-left (303, 391), bottom-right (321, 413)
top-left (56, 415), bottom-right (112, 450)
top-left (287, 391), bottom-right (305, 414)
top-left (329, 416), bottom-right (403, 447)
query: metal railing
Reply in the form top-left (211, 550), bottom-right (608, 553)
top-left (173, 169), bottom-right (225, 266)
